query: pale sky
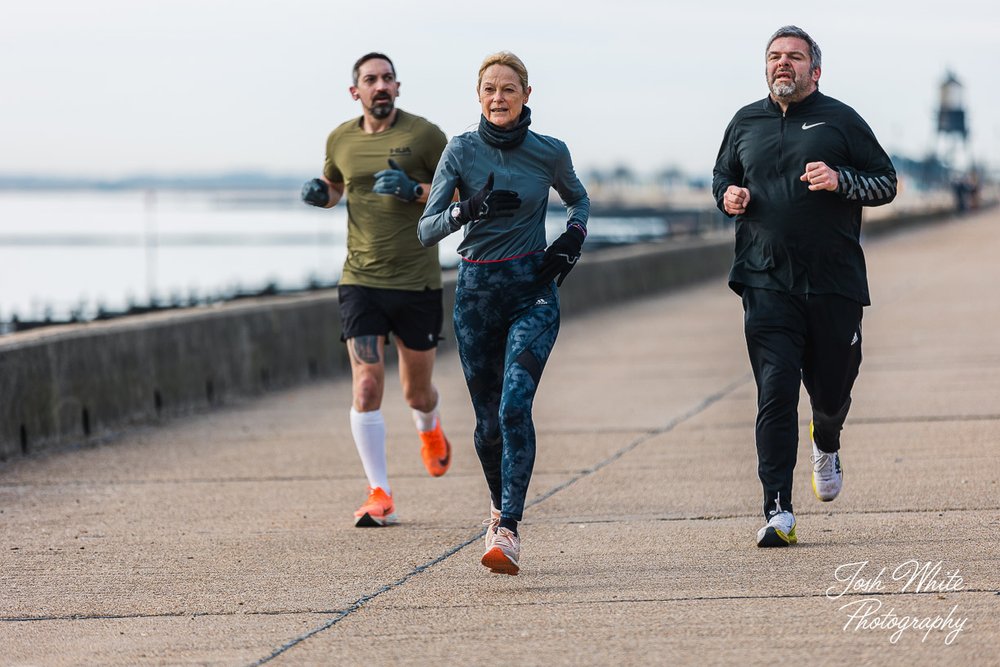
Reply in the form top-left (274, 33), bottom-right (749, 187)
top-left (3, 0), bottom-right (997, 181)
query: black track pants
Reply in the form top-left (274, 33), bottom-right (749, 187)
top-left (742, 287), bottom-right (863, 517)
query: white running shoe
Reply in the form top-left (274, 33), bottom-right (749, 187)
top-left (756, 510), bottom-right (797, 548)
top-left (482, 504), bottom-right (501, 550)
top-left (810, 421), bottom-right (843, 502)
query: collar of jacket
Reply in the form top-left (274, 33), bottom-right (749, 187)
top-left (478, 106), bottom-right (532, 149)
top-left (764, 89), bottom-right (822, 115)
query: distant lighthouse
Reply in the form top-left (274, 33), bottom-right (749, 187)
top-left (937, 71), bottom-right (967, 137)
top-left (935, 70), bottom-right (970, 170)
top-left (935, 71), bottom-right (979, 210)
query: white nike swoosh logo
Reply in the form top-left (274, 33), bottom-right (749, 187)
top-left (802, 122), bottom-right (826, 130)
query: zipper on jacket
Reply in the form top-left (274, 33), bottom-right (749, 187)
top-left (497, 146), bottom-right (508, 187)
top-left (777, 111), bottom-right (786, 175)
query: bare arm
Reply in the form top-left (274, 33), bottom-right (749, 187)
top-left (302, 175), bottom-right (344, 209)
top-left (322, 177), bottom-right (345, 208)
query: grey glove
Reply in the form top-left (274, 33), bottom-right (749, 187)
top-left (373, 159), bottom-right (421, 202)
top-left (301, 178), bottom-right (330, 207)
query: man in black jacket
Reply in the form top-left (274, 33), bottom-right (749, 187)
top-left (712, 25), bottom-right (896, 547)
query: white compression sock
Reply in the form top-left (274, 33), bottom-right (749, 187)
top-left (412, 396), bottom-right (439, 433)
top-left (350, 408), bottom-right (389, 494)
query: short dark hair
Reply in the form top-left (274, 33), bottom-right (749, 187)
top-left (352, 52), bottom-right (396, 85)
top-left (766, 25), bottom-right (822, 71)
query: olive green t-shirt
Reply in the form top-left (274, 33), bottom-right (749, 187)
top-left (323, 109), bottom-right (447, 290)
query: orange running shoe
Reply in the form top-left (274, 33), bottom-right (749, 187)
top-left (481, 526), bottom-right (520, 575)
top-left (353, 487), bottom-right (398, 527)
top-left (419, 420), bottom-right (452, 477)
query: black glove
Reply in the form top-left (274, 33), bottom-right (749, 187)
top-left (455, 172), bottom-right (521, 224)
top-left (538, 226), bottom-right (585, 286)
top-left (301, 178), bottom-right (330, 207)
top-left (373, 159), bottom-right (421, 202)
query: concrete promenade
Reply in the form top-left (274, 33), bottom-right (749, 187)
top-left (2, 208), bottom-right (998, 666)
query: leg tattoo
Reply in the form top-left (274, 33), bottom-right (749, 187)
top-left (351, 336), bottom-right (381, 365)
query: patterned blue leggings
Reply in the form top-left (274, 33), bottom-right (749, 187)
top-left (454, 254), bottom-right (560, 521)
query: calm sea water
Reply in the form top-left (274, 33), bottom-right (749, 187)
top-left (0, 189), bottom-right (675, 322)
top-left (0, 189), bottom-right (447, 322)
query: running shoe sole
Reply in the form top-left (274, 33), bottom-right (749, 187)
top-left (812, 474), bottom-right (837, 502)
top-left (481, 546), bottom-right (519, 575)
top-left (756, 525), bottom-right (797, 548)
top-left (354, 511), bottom-right (399, 528)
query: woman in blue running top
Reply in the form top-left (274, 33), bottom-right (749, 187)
top-left (419, 51), bottom-right (590, 576)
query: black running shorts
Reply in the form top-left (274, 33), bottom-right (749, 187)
top-left (338, 285), bottom-right (443, 351)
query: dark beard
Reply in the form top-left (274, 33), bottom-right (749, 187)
top-left (370, 100), bottom-right (394, 119)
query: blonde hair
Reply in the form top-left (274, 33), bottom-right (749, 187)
top-left (477, 51), bottom-right (529, 93)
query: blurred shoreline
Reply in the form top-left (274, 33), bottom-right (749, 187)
top-left (1, 174), bottom-right (994, 333)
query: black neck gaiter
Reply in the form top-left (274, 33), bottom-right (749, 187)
top-left (478, 106), bottom-right (532, 149)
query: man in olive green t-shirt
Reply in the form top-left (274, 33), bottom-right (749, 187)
top-left (302, 52), bottom-right (450, 528)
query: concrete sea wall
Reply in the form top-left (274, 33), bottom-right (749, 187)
top-left (0, 205), bottom-right (965, 461)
